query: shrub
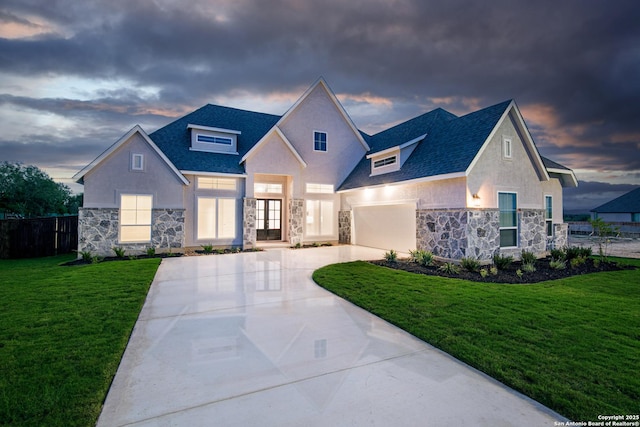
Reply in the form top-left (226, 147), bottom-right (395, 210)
top-left (522, 262), bottom-right (536, 273)
top-left (516, 269), bottom-right (524, 279)
top-left (490, 266), bottom-right (498, 276)
top-left (570, 256), bottom-right (587, 269)
top-left (201, 244), bottom-right (214, 254)
top-left (461, 257), bottom-right (480, 272)
top-left (77, 250), bottom-right (93, 262)
top-left (438, 262), bottom-right (460, 275)
top-left (492, 254), bottom-right (513, 270)
top-left (550, 259), bottom-right (566, 270)
top-left (550, 248), bottom-right (566, 261)
top-left (384, 250), bottom-right (398, 263)
top-left (112, 247), bottom-right (126, 258)
top-left (564, 246), bottom-right (584, 261)
top-left (479, 268), bottom-right (488, 278)
top-left (146, 247), bottom-right (156, 257)
top-left (409, 249), bottom-right (433, 266)
top-left (520, 250), bottom-right (537, 265)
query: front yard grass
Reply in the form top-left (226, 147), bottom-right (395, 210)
top-left (313, 257), bottom-right (640, 421)
top-left (0, 254), bottom-right (161, 426)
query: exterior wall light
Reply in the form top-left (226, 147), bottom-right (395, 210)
top-left (472, 193), bottom-right (481, 207)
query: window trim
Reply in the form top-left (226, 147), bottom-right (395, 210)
top-left (545, 195), bottom-right (553, 237)
top-left (131, 153), bottom-right (144, 171)
top-left (373, 155), bottom-right (397, 169)
top-left (503, 137), bottom-right (512, 159)
top-left (498, 191), bottom-right (518, 248)
top-left (119, 194), bottom-right (153, 243)
top-left (196, 134), bottom-right (233, 145)
top-left (313, 131), bottom-right (328, 152)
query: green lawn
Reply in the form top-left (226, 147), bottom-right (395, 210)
top-left (0, 255), bottom-right (161, 427)
top-left (313, 258), bottom-right (640, 421)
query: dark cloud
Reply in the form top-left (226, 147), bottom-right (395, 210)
top-left (564, 181), bottom-right (639, 213)
top-left (0, 0), bottom-right (639, 192)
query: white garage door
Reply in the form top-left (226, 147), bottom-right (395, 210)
top-left (353, 204), bottom-right (416, 251)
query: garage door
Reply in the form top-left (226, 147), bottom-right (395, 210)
top-left (353, 204), bottom-right (416, 251)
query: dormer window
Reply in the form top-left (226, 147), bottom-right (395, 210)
top-left (373, 156), bottom-right (397, 168)
top-left (369, 152), bottom-right (400, 176)
top-left (188, 124), bottom-right (240, 154)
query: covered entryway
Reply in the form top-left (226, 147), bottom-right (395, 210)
top-left (353, 203), bottom-right (416, 251)
top-left (256, 199), bottom-right (282, 241)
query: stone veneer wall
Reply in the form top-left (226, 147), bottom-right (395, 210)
top-left (78, 207), bottom-right (184, 257)
top-left (548, 223), bottom-right (568, 250)
top-left (288, 199), bottom-right (304, 245)
top-left (338, 210), bottom-right (351, 244)
top-left (243, 198), bottom-right (257, 249)
top-left (416, 208), bottom-right (551, 261)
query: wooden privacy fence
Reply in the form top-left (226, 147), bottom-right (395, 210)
top-left (0, 216), bottom-right (78, 259)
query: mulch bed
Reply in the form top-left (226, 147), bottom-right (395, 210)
top-left (370, 257), bottom-right (633, 284)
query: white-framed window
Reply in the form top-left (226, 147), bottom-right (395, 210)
top-left (131, 153), bottom-right (144, 171)
top-left (196, 134), bottom-right (233, 145)
top-left (306, 199), bottom-right (334, 236)
top-left (197, 197), bottom-right (236, 240)
top-left (254, 183), bottom-right (283, 194)
top-left (503, 137), bottom-right (512, 159)
top-left (306, 183), bottom-right (334, 194)
top-left (545, 195), bottom-right (553, 236)
top-left (373, 156), bottom-right (397, 169)
top-left (197, 177), bottom-right (236, 191)
top-left (498, 192), bottom-right (517, 248)
top-left (120, 194), bottom-right (153, 243)
top-left (314, 131), bottom-right (327, 152)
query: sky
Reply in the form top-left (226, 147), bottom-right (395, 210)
top-left (1, 0), bottom-right (639, 213)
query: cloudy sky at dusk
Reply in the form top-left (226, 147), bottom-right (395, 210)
top-left (1, 0), bottom-right (639, 212)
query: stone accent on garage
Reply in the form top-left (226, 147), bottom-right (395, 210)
top-left (288, 199), bottom-right (304, 245)
top-left (548, 223), bottom-right (568, 250)
top-left (243, 198), bottom-right (257, 249)
top-left (416, 208), bottom-right (557, 261)
top-left (338, 210), bottom-right (351, 244)
top-left (78, 207), bottom-right (184, 257)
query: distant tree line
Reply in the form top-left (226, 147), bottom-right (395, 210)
top-left (0, 162), bottom-right (82, 218)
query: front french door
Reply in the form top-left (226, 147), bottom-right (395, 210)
top-left (256, 199), bottom-right (282, 241)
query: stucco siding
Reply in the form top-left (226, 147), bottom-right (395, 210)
top-left (340, 178), bottom-right (466, 211)
top-left (278, 84), bottom-right (367, 190)
top-left (467, 114), bottom-right (544, 209)
top-left (83, 133), bottom-right (184, 208)
top-left (244, 134), bottom-right (303, 197)
top-left (541, 179), bottom-right (564, 224)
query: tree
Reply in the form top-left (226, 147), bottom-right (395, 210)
top-left (0, 162), bottom-right (75, 218)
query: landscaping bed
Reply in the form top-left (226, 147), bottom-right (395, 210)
top-left (371, 256), bottom-right (631, 284)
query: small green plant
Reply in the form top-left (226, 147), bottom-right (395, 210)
top-left (146, 247), bottom-right (156, 257)
top-left (409, 250), bottom-right (434, 267)
top-left (492, 254), bottom-right (513, 270)
top-left (550, 259), bottom-right (566, 270)
top-left (293, 242), bottom-right (303, 249)
top-left (216, 248), bottom-right (226, 254)
top-left (112, 247), bottom-right (126, 258)
top-left (439, 262), bottom-right (460, 275)
top-left (77, 250), bottom-right (93, 262)
top-left (490, 266), bottom-right (498, 276)
top-left (516, 269), bottom-right (524, 279)
top-left (128, 255), bottom-right (137, 260)
top-left (593, 258), bottom-right (601, 268)
top-left (460, 257), bottom-right (480, 272)
top-left (201, 244), bottom-right (214, 254)
top-left (321, 242), bottom-right (333, 247)
top-left (479, 268), bottom-right (488, 278)
top-left (520, 250), bottom-right (537, 265)
top-left (570, 256), bottom-right (587, 269)
top-left (550, 248), bottom-right (566, 261)
top-left (384, 250), bottom-right (398, 263)
top-left (522, 262), bottom-right (536, 273)
top-left (312, 242), bottom-right (321, 247)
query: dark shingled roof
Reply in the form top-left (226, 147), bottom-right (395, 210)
top-left (150, 104), bottom-right (281, 175)
top-left (338, 100), bottom-right (512, 191)
top-left (542, 157), bottom-right (571, 171)
top-left (591, 187), bottom-right (640, 213)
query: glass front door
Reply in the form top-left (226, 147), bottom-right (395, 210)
top-left (256, 199), bottom-right (282, 241)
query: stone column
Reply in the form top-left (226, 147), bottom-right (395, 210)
top-left (151, 209), bottom-right (185, 252)
top-left (77, 207), bottom-right (120, 257)
top-left (243, 198), bottom-right (257, 249)
top-left (338, 210), bottom-right (351, 244)
top-left (288, 199), bottom-right (304, 245)
top-left (550, 223), bottom-right (568, 250)
top-left (466, 209), bottom-right (500, 261)
top-left (519, 209), bottom-right (546, 255)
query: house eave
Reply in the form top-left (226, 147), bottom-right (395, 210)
top-left (337, 171), bottom-right (466, 193)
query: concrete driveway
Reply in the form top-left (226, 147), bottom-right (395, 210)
top-left (98, 245), bottom-right (566, 426)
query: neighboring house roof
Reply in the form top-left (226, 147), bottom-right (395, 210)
top-left (150, 104), bottom-right (281, 175)
top-left (338, 100), bottom-right (513, 191)
top-left (73, 125), bottom-right (189, 185)
top-left (591, 187), bottom-right (640, 213)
